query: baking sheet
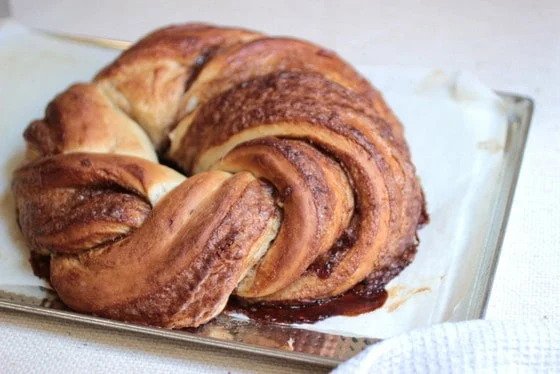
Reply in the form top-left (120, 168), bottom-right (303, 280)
top-left (0, 20), bottom-right (531, 363)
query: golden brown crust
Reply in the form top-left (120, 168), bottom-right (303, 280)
top-left (13, 23), bottom-right (426, 327)
top-left (13, 153), bottom-right (184, 255)
top-left (95, 24), bottom-right (262, 147)
top-left (15, 154), bottom-right (279, 327)
top-left (175, 37), bottom-right (378, 121)
top-left (96, 24), bottom-right (262, 77)
top-left (217, 137), bottom-right (354, 297)
top-left (50, 172), bottom-right (278, 327)
top-left (24, 83), bottom-right (156, 161)
top-left (168, 71), bottom-right (423, 300)
top-left (169, 71), bottom-right (406, 171)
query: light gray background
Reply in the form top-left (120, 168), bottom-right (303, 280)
top-left (2, 1), bottom-right (559, 372)
top-left (0, 0), bottom-right (10, 17)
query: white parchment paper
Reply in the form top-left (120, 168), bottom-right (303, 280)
top-left (0, 21), bottom-right (508, 339)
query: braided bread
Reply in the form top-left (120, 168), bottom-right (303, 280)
top-left (13, 23), bottom-right (427, 328)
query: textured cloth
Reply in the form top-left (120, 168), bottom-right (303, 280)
top-left (333, 320), bottom-right (560, 373)
top-left (0, 311), bottom-right (324, 374)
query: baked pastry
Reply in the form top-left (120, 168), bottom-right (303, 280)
top-left (13, 23), bottom-right (427, 328)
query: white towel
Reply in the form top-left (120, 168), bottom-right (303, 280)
top-left (333, 320), bottom-right (560, 373)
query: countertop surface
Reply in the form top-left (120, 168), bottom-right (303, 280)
top-left (2, 1), bottom-right (559, 372)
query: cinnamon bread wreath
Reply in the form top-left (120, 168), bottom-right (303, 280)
top-left (13, 24), bottom-right (427, 328)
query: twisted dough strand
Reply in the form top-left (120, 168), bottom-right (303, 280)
top-left (13, 24), bottom-right (426, 327)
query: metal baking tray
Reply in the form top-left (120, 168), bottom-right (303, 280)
top-left (0, 33), bottom-right (533, 368)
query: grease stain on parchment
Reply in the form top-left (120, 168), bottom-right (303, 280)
top-left (415, 69), bottom-right (448, 94)
top-left (477, 139), bottom-right (504, 154)
top-left (385, 285), bottom-right (432, 313)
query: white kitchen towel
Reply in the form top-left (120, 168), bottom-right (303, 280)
top-left (333, 320), bottom-right (560, 373)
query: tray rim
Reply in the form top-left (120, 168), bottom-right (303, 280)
top-left (474, 92), bottom-right (534, 319)
top-left (0, 300), bottom-right (341, 367)
top-left (0, 30), bottom-right (535, 368)
top-left (0, 91), bottom-right (534, 368)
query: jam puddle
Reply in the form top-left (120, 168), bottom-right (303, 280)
top-left (226, 286), bottom-right (388, 324)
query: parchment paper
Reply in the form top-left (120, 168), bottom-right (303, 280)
top-left (0, 21), bottom-right (508, 339)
